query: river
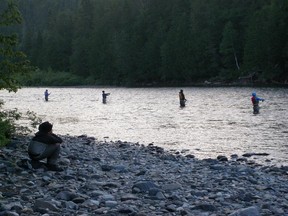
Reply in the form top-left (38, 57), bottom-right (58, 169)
top-left (1, 87), bottom-right (288, 166)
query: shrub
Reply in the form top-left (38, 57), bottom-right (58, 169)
top-left (0, 119), bottom-right (13, 146)
top-left (0, 100), bottom-right (41, 147)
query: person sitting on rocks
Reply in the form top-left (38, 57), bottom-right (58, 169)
top-left (28, 121), bottom-right (64, 171)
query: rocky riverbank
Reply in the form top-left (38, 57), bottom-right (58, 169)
top-left (0, 135), bottom-right (288, 216)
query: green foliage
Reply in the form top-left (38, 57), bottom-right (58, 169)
top-left (7, 0), bottom-right (288, 85)
top-left (0, 0), bottom-right (40, 146)
top-left (0, 0), bottom-right (33, 92)
top-left (0, 100), bottom-right (41, 146)
top-left (0, 118), bottom-right (13, 146)
top-left (18, 69), bottom-right (86, 86)
top-left (0, 0), bottom-right (22, 26)
top-left (220, 21), bottom-right (240, 70)
top-left (243, 0), bottom-right (288, 82)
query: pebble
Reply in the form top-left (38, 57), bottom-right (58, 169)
top-left (0, 135), bottom-right (288, 215)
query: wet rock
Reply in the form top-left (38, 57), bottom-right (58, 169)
top-left (217, 155), bottom-right (228, 161)
top-left (242, 152), bottom-right (269, 158)
top-left (185, 154), bottom-right (195, 159)
top-left (242, 153), bottom-right (254, 157)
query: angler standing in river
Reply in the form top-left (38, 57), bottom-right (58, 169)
top-left (179, 89), bottom-right (186, 107)
top-left (251, 92), bottom-right (264, 114)
top-left (44, 89), bottom-right (51, 102)
top-left (102, 91), bottom-right (110, 104)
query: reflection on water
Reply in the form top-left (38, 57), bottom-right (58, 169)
top-left (1, 87), bottom-right (288, 166)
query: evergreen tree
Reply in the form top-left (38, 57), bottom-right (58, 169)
top-left (0, 0), bottom-right (31, 92)
top-left (220, 21), bottom-right (240, 70)
top-left (70, 0), bottom-right (94, 77)
top-left (6, 0), bottom-right (287, 85)
top-left (243, 0), bottom-right (288, 82)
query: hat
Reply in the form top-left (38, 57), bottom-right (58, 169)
top-left (38, 121), bottom-right (53, 133)
top-left (252, 92), bottom-right (256, 96)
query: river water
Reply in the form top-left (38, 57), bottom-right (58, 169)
top-left (1, 87), bottom-right (288, 166)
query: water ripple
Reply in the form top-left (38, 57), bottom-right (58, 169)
top-left (1, 87), bottom-right (287, 166)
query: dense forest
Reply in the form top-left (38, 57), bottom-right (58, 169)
top-left (2, 0), bottom-right (288, 86)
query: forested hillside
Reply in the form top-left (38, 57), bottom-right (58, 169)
top-left (3, 0), bottom-right (288, 86)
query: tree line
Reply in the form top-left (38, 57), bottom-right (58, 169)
top-left (9, 0), bottom-right (288, 85)
top-left (1, 0), bottom-right (39, 145)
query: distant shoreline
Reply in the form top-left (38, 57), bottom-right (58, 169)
top-left (20, 83), bottom-right (288, 89)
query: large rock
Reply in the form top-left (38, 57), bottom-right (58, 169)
top-left (229, 206), bottom-right (260, 216)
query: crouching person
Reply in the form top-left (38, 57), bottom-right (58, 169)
top-left (28, 121), bottom-right (64, 171)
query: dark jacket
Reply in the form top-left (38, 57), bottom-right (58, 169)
top-left (32, 131), bottom-right (63, 144)
top-left (179, 92), bottom-right (185, 100)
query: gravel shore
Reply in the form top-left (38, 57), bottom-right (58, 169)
top-left (0, 135), bottom-right (288, 215)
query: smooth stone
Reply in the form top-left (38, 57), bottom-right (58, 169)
top-left (33, 199), bottom-right (59, 212)
top-left (228, 206), bottom-right (260, 216)
top-left (132, 181), bottom-right (159, 193)
top-left (105, 201), bottom-right (118, 207)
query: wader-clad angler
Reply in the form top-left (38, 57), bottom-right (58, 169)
top-left (179, 89), bottom-right (186, 107)
top-left (251, 92), bottom-right (264, 114)
top-left (102, 90), bottom-right (110, 104)
top-left (44, 89), bottom-right (50, 101)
